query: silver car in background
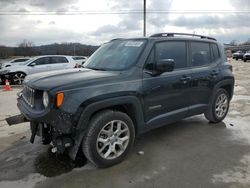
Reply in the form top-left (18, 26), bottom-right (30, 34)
top-left (72, 56), bottom-right (88, 67)
top-left (0, 57), bottom-right (30, 69)
top-left (0, 55), bottom-right (78, 84)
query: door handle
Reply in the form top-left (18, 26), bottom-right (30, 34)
top-left (180, 76), bottom-right (191, 84)
top-left (210, 70), bottom-right (218, 76)
top-left (210, 70), bottom-right (219, 79)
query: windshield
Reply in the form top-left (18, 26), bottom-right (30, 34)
top-left (84, 39), bottom-right (146, 71)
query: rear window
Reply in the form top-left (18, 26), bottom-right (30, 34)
top-left (190, 42), bottom-right (211, 67)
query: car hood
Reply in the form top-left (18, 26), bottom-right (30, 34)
top-left (1, 64), bottom-right (27, 71)
top-left (25, 68), bottom-right (120, 91)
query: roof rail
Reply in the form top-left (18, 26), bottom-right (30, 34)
top-left (150, 33), bottom-right (216, 41)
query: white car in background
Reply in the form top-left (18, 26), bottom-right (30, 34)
top-left (0, 57), bottom-right (30, 69)
top-left (72, 56), bottom-right (88, 67)
top-left (243, 51), bottom-right (250, 62)
top-left (0, 55), bottom-right (78, 85)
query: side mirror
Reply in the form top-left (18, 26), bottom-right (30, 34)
top-left (156, 59), bottom-right (175, 74)
top-left (29, 62), bottom-right (36, 67)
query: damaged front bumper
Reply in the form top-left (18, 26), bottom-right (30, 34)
top-left (8, 94), bottom-right (82, 159)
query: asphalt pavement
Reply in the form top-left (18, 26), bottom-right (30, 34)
top-left (0, 59), bottom-right (250, 188)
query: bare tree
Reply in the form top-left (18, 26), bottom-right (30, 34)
top-left (0, 46), bottom-right (14, 58)
top-left (18, 39), bottom-right (34, 56)
top-left (229, 40), bottom-right (238, 46)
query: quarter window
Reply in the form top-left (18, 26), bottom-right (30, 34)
top-left (190, 42), bottom-right (211, 67)
top-left (211, 43), bottom-right (220, 61)
top-left (155, 41), bottom-right (187, 69)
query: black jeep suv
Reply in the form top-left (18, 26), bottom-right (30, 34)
top-left (16, 33), bottom-right (234, 167)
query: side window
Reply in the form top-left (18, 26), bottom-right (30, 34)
top-left (13, 59), bottom-right (28, 63)
top-left (190, 42), bottom-right (211, 67)
top-left (50, 57), bottom-right (69, 64)
top-left (73, 57), bottom-right (85, 60)
top-left (155, 41), bottom-right (187, 69)
top-left (211, 43), bottom-right (220, 62)
top-left (32, 57), bottom-right (50, 65)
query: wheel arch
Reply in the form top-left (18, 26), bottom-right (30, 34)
top-left (10, 71), bottom-right (27, 84)
top-left (76, 96), bottom-right (144, 133)
top-left (213, 79), bottom-right (234, 101)
top-left (68, 95), bottom-right (145, 160)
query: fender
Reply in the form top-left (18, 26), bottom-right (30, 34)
top-left (68, 95), bottom-right (145, 160)
top-left (206, 78), bottom-right (235, 110)
top-left (212, 78), bottom-right (234, 100)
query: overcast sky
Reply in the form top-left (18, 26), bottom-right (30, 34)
top-left (0, 0), bottom-right (249, 46)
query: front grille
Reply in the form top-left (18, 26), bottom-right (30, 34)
top-left (22, 86), bottom-right (35, 107)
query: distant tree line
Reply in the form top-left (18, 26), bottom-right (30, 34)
top-left (0, 39), bottom-right (99, 58)
top-left (229, 38), bottom-right (250, 46)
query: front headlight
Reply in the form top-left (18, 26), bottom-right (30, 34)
top-left (43, 91), bottom-right (49, 108)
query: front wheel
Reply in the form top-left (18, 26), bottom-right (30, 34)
top-left (82, 110), bottom-right (135, 168)
top-left (11, 72), bottom-right (26, 85)
top-left (205, 88), bottom-right (230, 123)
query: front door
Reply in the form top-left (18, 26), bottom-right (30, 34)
top-left (27, 57), bottom-right (51, 74)
top-left (143, 40), bottom-right (192, 127)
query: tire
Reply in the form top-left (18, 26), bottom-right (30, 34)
top-left (11, 72), bottom-right (26, 85)
top-left (236, 57), bottom-right (238, 61)
top-left (244, 59), bottom-right (246, 62)
top-left (82, 110), bottom-right (135, 168)
top-left (205, 88), bottom-right (230, 123)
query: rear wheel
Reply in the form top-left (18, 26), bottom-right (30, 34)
top-left (205, 88), bottom-right (230, 123)
top-left (82, 110), bottom-right (135, 168)
top-left (11, 72), bottom-right (26, 85)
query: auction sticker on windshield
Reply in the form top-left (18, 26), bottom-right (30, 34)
top-left (125, 41), bottom-right (144, 47)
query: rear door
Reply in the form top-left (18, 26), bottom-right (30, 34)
top-left (143, 40), bottom-right (193, 126)
top-left (188, 42), bottom-right (221, 114)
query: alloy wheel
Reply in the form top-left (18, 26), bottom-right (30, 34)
top-left (96, 120), bottom-right (130, 160)
top-left (13, 73), bottom-right (25, 85)
top-left (215, 93), bottom-right (228, 118)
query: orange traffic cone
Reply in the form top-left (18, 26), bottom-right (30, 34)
top-left (4, 79), bottom-right (11, 91)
